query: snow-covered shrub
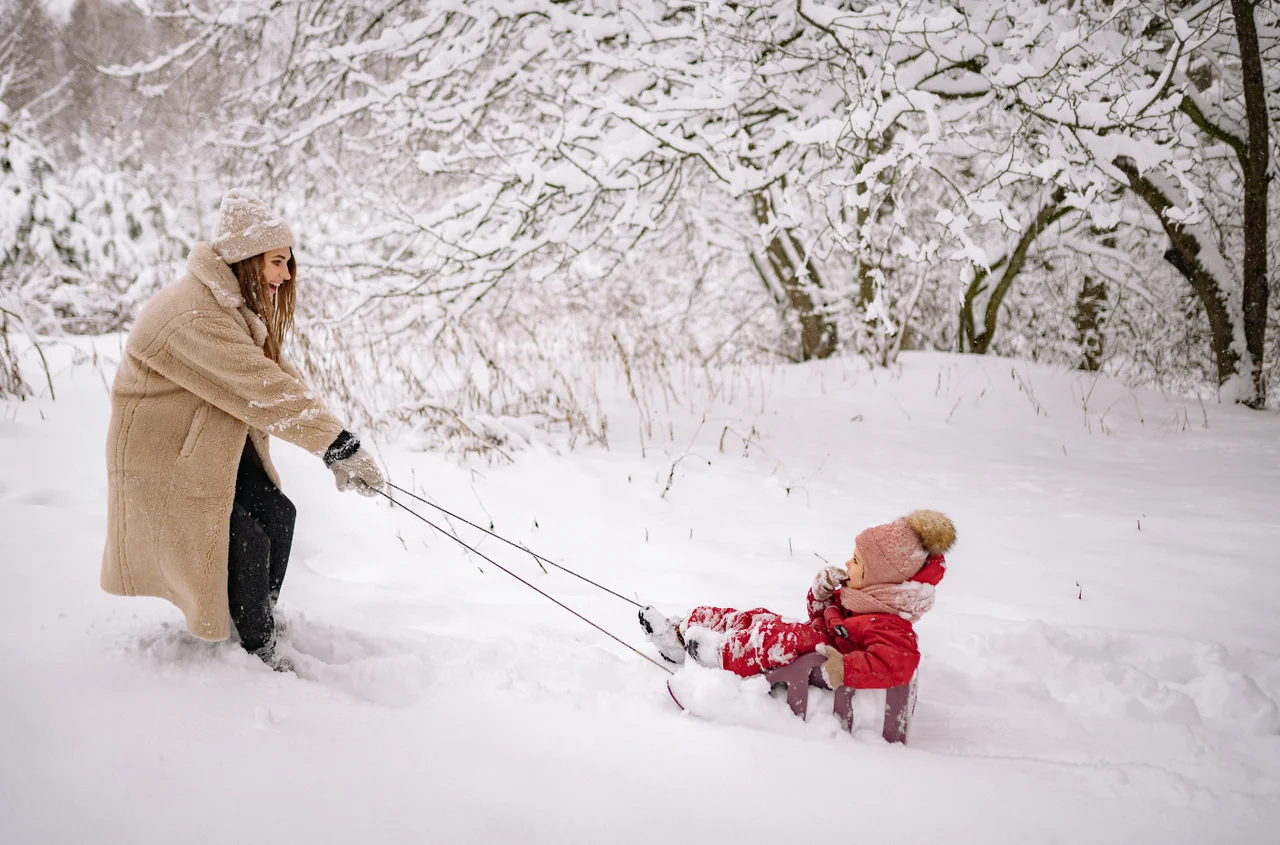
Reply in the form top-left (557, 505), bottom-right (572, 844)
top-left (2, 102), bottom-right (187, 334)
top-left (0, 99), bottom-right (56, 396)
top-left (1, 125), bottom-right (186, 336)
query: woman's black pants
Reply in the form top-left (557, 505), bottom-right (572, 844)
top-left (227, 440), bottom-right (296, 654)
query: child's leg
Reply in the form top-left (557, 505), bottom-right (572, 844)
top-left (678, 607), bottom-right (780, 668)
top-left (682, 607), bottom-right (829, 675)
top-left (719, 615), bottom-right (831, 678)
top-left (638, 605), bottom-right (767, 666)
top-left (686, 606), bottom-right (777, 633)
top-left (645, 606), bottom-right (830, 671)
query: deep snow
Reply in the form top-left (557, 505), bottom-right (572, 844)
top-left (2, 339), bottom-right (1278, 844)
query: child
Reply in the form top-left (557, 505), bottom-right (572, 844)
top-left (639, 510), bottom-right (955, 689)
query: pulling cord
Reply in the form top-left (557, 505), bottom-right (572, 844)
top-left (374, 487), bottom-right (674, 676)
top-left (386, 481), bottom-right (643, 609)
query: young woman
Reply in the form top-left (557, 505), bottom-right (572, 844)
top-left (101, 189), bottom-right (384, 670)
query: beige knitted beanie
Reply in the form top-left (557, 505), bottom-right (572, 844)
top-left (210, 189), bottom-right (295, 265)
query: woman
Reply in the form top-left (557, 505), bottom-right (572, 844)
top-left (101, 189), bottom-right (384, 670)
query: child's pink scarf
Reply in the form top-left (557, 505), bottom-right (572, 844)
top-left (839, 581), bottom-right (935, 623)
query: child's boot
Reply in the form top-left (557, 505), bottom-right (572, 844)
top-left (682, 626), bottom-right (725, 669)
top-left (639, 606), bottom-right (687, 665)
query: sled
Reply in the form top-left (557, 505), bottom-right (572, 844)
top-left (667, 651), bottom-right (918, 744)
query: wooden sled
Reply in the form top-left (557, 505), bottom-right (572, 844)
top-left (764, 651), bottom-right (917, 743)
top-left (668, 651), bottom-right (917, 744)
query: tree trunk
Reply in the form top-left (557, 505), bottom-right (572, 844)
top-left (1116, 158), bottom-right (1245, 390)
top-left (959, 187), bottom-right (1068, 355)
top-left (750, 191), bottom-right (837, 361)
top-left (1074, 274), bottom-right (1107, 372)
top-left (1074, 231), bottom-right (1114, 372)
top-left (0, 310), bottom-right (24, 398)
top-left (854, 192), bottom-right (876, 310)
top-left (1230, 0), bottom-right (1269, 407)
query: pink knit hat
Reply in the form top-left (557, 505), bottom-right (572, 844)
top-left (857, 510), bottom-right (957, 586)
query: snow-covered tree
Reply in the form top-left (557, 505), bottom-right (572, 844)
top-left (981, 0), bottom-right (1276, 406)
top-left (85, 0), bottom-right (1278, 428)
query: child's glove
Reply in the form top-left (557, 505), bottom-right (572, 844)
top-left (811, 565), bottom-right (848, 601)
top-left (816, 644), bottom-right (845, 688)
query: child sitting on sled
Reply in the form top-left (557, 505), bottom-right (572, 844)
top-left (639, 510), bottom-right (955, 690)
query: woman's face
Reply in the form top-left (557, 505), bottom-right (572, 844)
top-left (262, 248), bottom-right (292, 295)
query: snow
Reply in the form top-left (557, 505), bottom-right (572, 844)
top-left (667, 663), bottom-right (893, 740)
top-left (3, 339), bottom-right (1280, 843)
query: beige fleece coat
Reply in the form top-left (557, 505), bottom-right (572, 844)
top-left (101, 243), bottom-right (346, 641)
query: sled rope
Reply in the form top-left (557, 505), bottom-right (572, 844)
top-left (375, 488), bottom-right (674, 676)
top-left (386, 481), bottom-right (643, 609)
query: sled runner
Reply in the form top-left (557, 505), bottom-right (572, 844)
top-left (667, 651), bottom-right (918, 744)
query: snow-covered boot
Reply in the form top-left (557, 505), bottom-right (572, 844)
top-left (682, 626), bottom-right (725, 669)
top-left (639, 606), bottom-right (687, 665)
top-left (252, 634), bottom-right (295, 674)
top-left (257, 648), bottom-right (295, 674)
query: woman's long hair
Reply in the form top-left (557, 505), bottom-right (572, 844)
top-left (230, 251), bottom-right (297, 363)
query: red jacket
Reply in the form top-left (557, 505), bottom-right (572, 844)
top-left (803, 555), bottom-right (946, 689)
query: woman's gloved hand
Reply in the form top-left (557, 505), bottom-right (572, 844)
top-left (331, 446), bottom-right (385, 496)
top-left (811, 564), bottom-right (848, 601)
top-left (324, 431), bottom-right (385, 497)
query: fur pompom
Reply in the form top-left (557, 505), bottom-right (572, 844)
top-left (904, 510), bottom-right (956, 556)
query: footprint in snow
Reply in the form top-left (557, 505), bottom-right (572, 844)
top-left (127, 615), bottom-right (441, 708)
top-left (17, 488), bottom-right (66, 507)
top-left (278, 613), bottom-right (439, 707)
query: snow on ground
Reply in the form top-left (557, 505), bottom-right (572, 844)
top-left (2, 338), bottom-right (1279, 844)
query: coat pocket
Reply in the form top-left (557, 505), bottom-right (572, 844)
top-left (179, 405), bottom-right (210, 458)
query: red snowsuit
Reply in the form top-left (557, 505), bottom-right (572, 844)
top-left (687, 556), bottom-right (945, 689)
